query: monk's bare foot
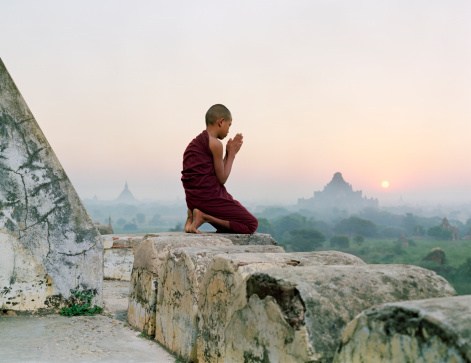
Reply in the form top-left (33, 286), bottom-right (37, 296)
top-left (188, 208), bottom-right (205, 234)
top-left (184, 209), bottom-right (193, 233)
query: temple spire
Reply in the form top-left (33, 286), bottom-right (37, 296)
top-left (116, 181), bottom-right (138, 204)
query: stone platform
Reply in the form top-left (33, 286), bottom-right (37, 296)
top-left (125, 233), bottom-right (458, 362)
top-left (334, 294), bottom-right (471, 363)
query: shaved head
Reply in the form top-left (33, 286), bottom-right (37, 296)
top-left (205, 104), bottom-right (232, 126)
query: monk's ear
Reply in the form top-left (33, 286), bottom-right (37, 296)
top-left (216, 118), bottom-right (224, 127)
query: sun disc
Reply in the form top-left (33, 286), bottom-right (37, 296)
top-left (381, 180), bottom-right (390, 189)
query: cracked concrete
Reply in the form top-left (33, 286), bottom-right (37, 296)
top-left (0, 280), bottom-right (176, 363)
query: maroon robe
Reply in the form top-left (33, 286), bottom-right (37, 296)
top-left (181, 130), bottom-right (258, 234)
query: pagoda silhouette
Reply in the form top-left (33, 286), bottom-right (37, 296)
top-left (115, 181), bottom-right (138, 204)
top-left (298, 172), bottom-right (378, 213)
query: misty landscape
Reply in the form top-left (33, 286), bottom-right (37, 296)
top-left (2, 2), bottom-right (471, 361)
top-left (85, 173), bottom-right (471, 295)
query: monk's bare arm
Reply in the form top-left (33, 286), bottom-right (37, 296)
top-left (209, 137), bottom-right (234, 185)
top-left (209, 133), bottom-right (242, 185)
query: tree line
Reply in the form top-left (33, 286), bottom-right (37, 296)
top-left (255, 208), bottom-right (471, 252)
top-left (254, 207), bottom-right (471, 294)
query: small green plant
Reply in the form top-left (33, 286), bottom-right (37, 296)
top-left (60, 289), bottom-right (103, 316)
top-left (138, 331), bottom-right (153, 340)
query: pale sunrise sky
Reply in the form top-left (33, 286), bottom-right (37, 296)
top-left (1, 0), bottom-right (470, 205)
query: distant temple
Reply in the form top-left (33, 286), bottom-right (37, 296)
top-left (115, 181), bottom-right (138, 204)
top-left (298, 172), bottom-right (378, 213)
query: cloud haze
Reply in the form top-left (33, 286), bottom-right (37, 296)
top-left (1, 0), bottom-right (470, 206)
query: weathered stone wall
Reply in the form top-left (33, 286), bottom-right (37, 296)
top-left (334, 295), bottom-right (471, 363)
top-left (127, 233), bottom-right (234, 335)
top-left (220, 233), bottom-right (277, 245)
top-left (102, 233), bottom-right (278, 282)
top-left (127, 233), bottom-right (280, 341)
top-left (0, 59), bottom-right (103, 311)
top-left (103, 235), bottom-right (144, 281)
top-left (126, 233), bottom-right (463, 363)
top-left (156, 245), bottom-right (285, 361)
top-left (222, 264), bottom-right (455, 363)
top-left (197, 251), bottom-right (366, 363)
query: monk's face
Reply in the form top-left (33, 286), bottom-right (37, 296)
top-left (218, 118), bottom-right (232, 139)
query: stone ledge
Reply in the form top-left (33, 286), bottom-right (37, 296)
top-left (125, 232), bottom-right (461, 363)
top-left (196, 251), bottom-right (367, 363)
top-left (104, 232), bottom-right (278, 281)
top-left (127, 233), bottom-right (234, 335)
top-left (155, 244), bottom-right (285, 361)
top-left (334, 294), bottom-right (471, 363)
top-left (222, 264), bottom-right (455, 363)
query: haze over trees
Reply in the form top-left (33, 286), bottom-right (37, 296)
top-left (84, 176), bottom-right (471, 294)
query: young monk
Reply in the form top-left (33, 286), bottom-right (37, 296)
top-left (181, 104), bottom-right (258, 234)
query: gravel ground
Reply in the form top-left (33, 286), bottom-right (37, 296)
top-left (0, 281), bottom-right (176, 363)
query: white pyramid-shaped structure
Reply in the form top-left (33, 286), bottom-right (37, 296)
top-left (0, 59), bottom-right (103, 311)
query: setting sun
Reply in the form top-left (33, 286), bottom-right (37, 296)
top-left (381, 180), bottom-right (390, 189)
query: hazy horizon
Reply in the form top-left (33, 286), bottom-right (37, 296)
top-left (84, 176), bottom-right (471, 211)
top-left (2, 1), bottom-right (470, 206)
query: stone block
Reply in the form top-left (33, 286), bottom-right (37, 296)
top-left (156, 244), bottom-right (285, 361)
top-left (127, 233), bottom-right (233, 335)
top-left (102, 235), bottom-right (115, 250)
top-left (220, 233), bottom-right (278, 245)
top-left (104, 248), bottom-right (135, 281)
top-left (334, 295), bottom-right (471, 363)
top-left (0, 58), bottom-right (103, 312)
top-left (197, 251), bottom-right (365, 362)
top-left (111, 235), bottom-right (144, 249)
top-left (223, 264), bottom-right (455, 363)
top-left (127, 267), bottom-right (158, 336)
top-left (103, 235), bottom-right (145, 281)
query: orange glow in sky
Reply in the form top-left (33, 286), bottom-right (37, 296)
top-left (1, 1), bottom-right (470, 205)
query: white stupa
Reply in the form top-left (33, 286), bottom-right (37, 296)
top-left (115, 181), bottom-right (138, 204)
